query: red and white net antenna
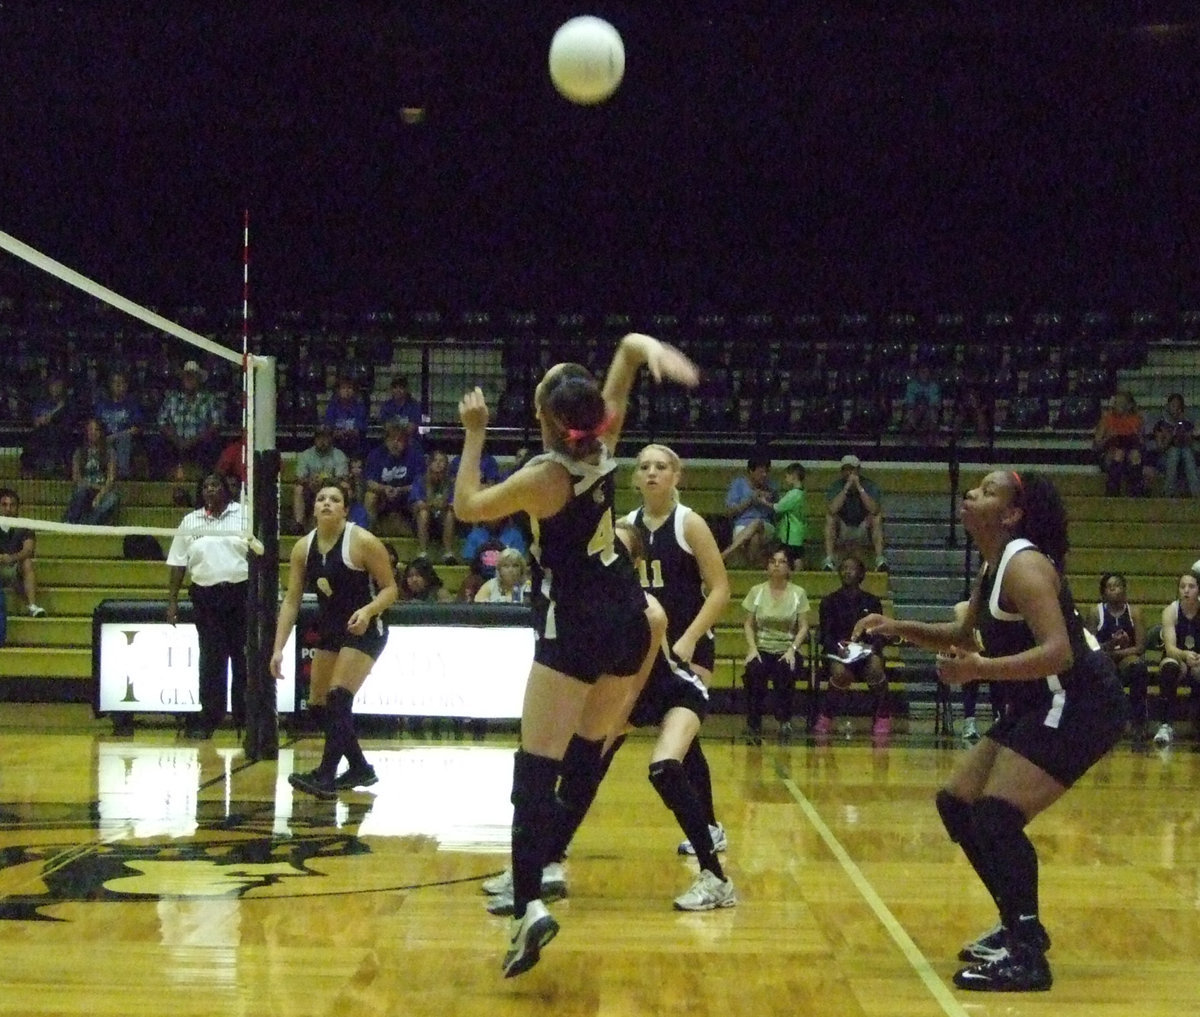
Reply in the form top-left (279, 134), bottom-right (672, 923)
top-left (240, 209), bottom-right (253, 521)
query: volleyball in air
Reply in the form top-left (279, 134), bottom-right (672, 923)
top-left (548, 16), bottom-right (625, 104)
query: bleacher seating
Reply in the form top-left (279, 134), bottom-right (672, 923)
top-left (4, 449), bottom-right (1198, 733)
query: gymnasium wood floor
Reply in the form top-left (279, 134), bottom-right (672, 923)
top-left (0, 706), bottom-right (1196, 1017)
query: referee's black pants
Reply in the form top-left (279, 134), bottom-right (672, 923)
top-left (189, 581), bottom-right (248, 733)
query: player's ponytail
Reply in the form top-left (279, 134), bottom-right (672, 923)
top-left (541, 364), bottom-right (610, 458)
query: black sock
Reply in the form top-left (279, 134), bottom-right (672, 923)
top-left (971, 796), bottom-right (1041, 942)
top-left (510, 749), bottom-right (562, 917)
top-left (649, 759), bottom-right (725, 880)
top-left (682, 740), bottom-right (717, 826)
top-left (935, 790), bottom-right (1004, 915)
top-left (316, 696), bottom-right (344, 777)
top-left (327, 687), bottom-right (367, 771)
top-left (545, 735), bottom-right (608, 862)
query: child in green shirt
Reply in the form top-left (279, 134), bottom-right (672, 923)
top-left (774, 463), bottom-right (807, 567)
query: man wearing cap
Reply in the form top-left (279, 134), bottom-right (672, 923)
top-left (292, 423), bottom-right (350, 532)
top-left (157, 360), bottom-right (223, 488)
top-left (822, 454), bottom-right (888, 572)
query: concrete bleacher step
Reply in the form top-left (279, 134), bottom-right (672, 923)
top-left (5, 617), bottom-right (91, 648)
top-left (0, 647), bottom-right (90, 679)
top-left (37, 587), bottom-right (163, 616)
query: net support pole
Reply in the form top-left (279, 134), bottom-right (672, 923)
top-left (244, 355), bottom-right (280, 762)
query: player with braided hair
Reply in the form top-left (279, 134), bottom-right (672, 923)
top-left (855, 470), bottom-right (1126, 993)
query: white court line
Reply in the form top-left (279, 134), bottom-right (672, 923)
top-left (780, 770), bottom-right (970, 1017)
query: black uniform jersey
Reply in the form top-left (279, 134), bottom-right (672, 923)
top-left (1095, 602), bottom-right (1136, 648)
top-left (1167, 600), bottom-right (1200, 652)
top-left (977, 538), bottom-right (1093, 719)
top-left (304, 523), bottom-right (384, 646)
top-left (527, 449), bottom-right (647, 680)
top-left (622, 504), bottom-right (707, 649)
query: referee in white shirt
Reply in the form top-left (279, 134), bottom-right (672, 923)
top-left (166, 472), bottom-right (250, 738)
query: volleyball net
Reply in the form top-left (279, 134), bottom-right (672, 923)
top-left (0, 228), bottom-right (270, 549)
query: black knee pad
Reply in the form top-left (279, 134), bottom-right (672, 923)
top-left (935, 789), bottom-right (973, 844)
top-left (558, 735), bottom-right (605, 813)
top-left (971, 795), bottom-right (1027, 842)
top-left (648, 758), bottom-right (689, 801)
top-left (510, 749), bottom-right (560, 810)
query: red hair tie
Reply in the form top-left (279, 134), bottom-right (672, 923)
top-left (567, 410), bottom-right (617, 443)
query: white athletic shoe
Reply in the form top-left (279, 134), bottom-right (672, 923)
top-left (502, 899), bottom-right (559, 978)
top-left (482, 862), bottom-right (567, 900)
top-left (677, 822), bottom-right (728, 857)
top-left (673, 869), bottom-right (737, 911)
top-left (961, 717), bottom-right (979, 742)
top-left (1153, 723), bottom-right (1174, 747)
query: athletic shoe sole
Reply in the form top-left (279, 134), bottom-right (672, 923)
top-left (287, 771), bottom-right (338, 800)
top-left (502, 908), bottom-right (559, 978)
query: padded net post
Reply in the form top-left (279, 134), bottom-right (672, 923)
top-left (244, 356), bottom-right (279, 761)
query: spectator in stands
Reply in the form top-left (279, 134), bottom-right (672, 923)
top-left (165, 472), bottom-right (248, 739)
top-left (346, 455), bottom-right (370, 528)
top-left (0, 488), bottom-right (47, 620)
top-left (814, 554), bottom-right (888, 736)
top-left (292, 424), bottom-right (349, 533)
top-left (1152, 568), bottom-right (1200, 748)
top-left (721, 450), bottom-right (776, 567)
top-left (463, 514), bottom-right (528, 579)
top-left (411, 449), bottom-right (458, 563)
top-left (214, 435), bottom-right (246, 493)
top-left (64, 417), bottom-right (120, 525)
top-left (901, 364), bottom-right (942, 436)
top-left (399, 556), bottom-right (454, 603)
top-left (1088, 572), bottom-right (1150, 740)
top-left (324, 376), bottom-right (369, 456)
top-left (951, 383), bottom-right (992, 442)
top-left (773, 462), bottom-right (808, 568)
top-left (822, 454), bottom-right (888, 572)
top-left (363, 420), bottom-right (425, 532)
top-left (21, 373), bottom-right (76, 477)
top-left (94, 370), bottom-right (143, 479)
top-left (376, 374), bottom-right (423, 431)
top-left (1149, 393), bottom-right (1199, 498)
top-left (951, 601), bottom-right (998, 743)
top-left (506, 446), bottom-right (533, 479)
top-left (740, 542), bottom-right (810, 743)
top-left (474, 547), bottom-right (531, 603)
top-left (157, 360), bottom-right (222, 490)
top-left (451, 443), bottom-right (502, 488)
top-left (1093, 389), bottom-right (1145, 496)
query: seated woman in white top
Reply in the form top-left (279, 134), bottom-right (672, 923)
top-left (474, 547), bottom-right (531, 603)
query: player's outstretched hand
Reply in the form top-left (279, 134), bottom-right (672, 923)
top-left (852, 613), bottom-right (895, 642)
top-left (645, 339), bottom-right (700, 387)
top-left (459, 387), bottom-right (490, 432)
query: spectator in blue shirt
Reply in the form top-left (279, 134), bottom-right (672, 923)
top-left (451, 446), bottom-right (502, 487)
top-left (94, 370), bottom-right (144, 479)
top-left (462, 515), bottom-right (528, 579)
top-left (376, 374), bottom-right (424, 431)
top-left (722, 450), bottom-right (776, 567)
top-left (324, 376), bottom-right (369, 457)
top-left (364, 421), bottom-right (426, 530)
top-left (411, 449), bottom-right (458, 562)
